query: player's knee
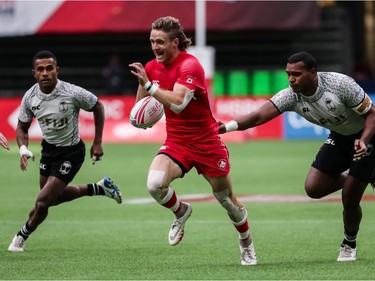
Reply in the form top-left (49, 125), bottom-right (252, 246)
top-left (146, 170), bottom-right (165, 198)
top-left (305, 184), bottom-right (324, 199)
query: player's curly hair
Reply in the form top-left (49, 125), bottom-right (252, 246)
top-left (151, 16), bottom-right (192, 51)
top-left (32, 50), bottom-right (57, 67)
top-left (287, 52), bottom-right (317, 70)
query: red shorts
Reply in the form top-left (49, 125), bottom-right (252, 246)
top-left (158, 139), bottom-right (230, 177)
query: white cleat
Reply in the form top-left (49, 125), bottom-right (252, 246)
top-left (168, 203), bottom-right (192, 246)
top-left (240, 241), bottom-right (257, 265)
top-left (97, 177), bottom-right (123, 204)
top-left (8, 235), bottom-right (26, 252)
top-left (337, 244), bottom-right (357, 262)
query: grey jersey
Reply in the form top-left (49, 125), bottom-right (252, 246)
top-left (270, 72), bottom-right (371, 136)
top-left (18, 80), bottom-right (98, 146)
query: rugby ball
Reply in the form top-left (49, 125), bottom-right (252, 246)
top-left (130, 96), bottom-right (164, 128)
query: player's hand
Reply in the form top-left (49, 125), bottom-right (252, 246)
top-left (218, 122), bottom-right (227, 134)
top-left (0, 132), bottom-right (9, 150)
top-left (90, 143), bottom-right (103, 165)
top-left (19, 145), bottom-right (35, 171)
top-left (353, 139), bottom-right (367, 161)
top-left (129, 62), bottom-right (148, 86)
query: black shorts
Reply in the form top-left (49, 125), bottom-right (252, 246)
top-left (312, 131), bottom-right (375, 182)
top-left (40, 139), bottom-right (86, 184)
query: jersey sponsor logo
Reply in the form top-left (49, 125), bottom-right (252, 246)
top-left (159, 145), bottom-right (169, 151)
top-left (302, 107), bottom-right (309, 113)
top-left (324, 138), bottom-right (335, 145)
top-left (217, 159), bottom-right (227, 170)
top-left (31, 105), bottom-right (41, 111)
top-left (59, 161), bottom-right (72, 175)
top-left (40, 163), bottom-right (47, 170)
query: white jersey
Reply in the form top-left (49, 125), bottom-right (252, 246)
top-left (18, 79), bottom-right (98, 146)
top-left (270, 72), bottom-right (372, 136)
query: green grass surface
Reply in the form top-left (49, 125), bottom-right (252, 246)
top-left (1, 141), bottom-right (375, 280)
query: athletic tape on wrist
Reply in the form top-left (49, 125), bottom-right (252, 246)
top-left (148, 83), bottom-right (159, 96)
top-left (225, 120), bottom-right (239, 132)
top-left (143, 81), bottom-right (152, 91)
top-left (19, 145), bottom-right (33, 158)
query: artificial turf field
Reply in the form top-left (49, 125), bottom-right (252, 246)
top-left (1, 141), bottom-right (375, 280)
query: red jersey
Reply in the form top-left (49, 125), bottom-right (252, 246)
top-left (145, 51), bottom-right (218, 143)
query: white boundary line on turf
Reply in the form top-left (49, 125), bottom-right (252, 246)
top-left (123, 193), bottom-right (358, 205)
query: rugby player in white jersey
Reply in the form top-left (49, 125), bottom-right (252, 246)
top-left (220, 52), bottom-right (375, 262)
top-left (8, 50), bottom-right (122, 252)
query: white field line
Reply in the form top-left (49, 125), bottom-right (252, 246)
top-left (123, 193), bottom-right (367, 205)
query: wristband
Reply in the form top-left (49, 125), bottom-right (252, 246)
top-left (19, 144), bottom-right (34, 158)
top-left (143, 81), bottom-right (152, 91)
top-left (225, 120), bottom-right (239, 132)
top-left (148, 83), bottom-right (159, 96)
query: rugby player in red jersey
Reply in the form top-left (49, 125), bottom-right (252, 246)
top-left (129, 16), bottom-right (257, 265)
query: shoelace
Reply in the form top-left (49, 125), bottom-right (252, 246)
top-left (242, 247), bottom-right (255, 260)
top-left (171, 219), bottom-right (182, 230)
top-left (340, 245), bottom-right (353, 257)
top-left (15, 237), bottom-right (25, 247)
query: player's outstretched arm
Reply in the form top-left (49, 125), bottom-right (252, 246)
top-left (219, 101), bottom-right (281, 134)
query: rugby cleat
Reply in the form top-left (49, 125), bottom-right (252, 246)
top-left (97, 177), bottom-right (123, 204)
top-left (8, 235), bottom-right (26, 252)
top-left (337, 243), bottom-right (357, 262)
top-left (168, 202), bottom-right (192, 246)
top-left (240, 241), bottom-right (257, 265)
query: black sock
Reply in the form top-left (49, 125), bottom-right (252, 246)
top-left (342, 228), bottom-right (358, 248)
top-left (87, 183), bottom-right (105, 196)
top-left (17, 221), bottom-right (35, 240)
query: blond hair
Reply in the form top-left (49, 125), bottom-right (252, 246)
top-left (151, 16), bottom-right (192, 51)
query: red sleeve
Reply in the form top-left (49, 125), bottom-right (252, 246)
top-left (176, 57), bottom-right (205, 91)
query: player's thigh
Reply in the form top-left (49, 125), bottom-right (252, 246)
top-left (36, 176), bottom-right (67, 206)
top-left (39, 175), bottom-right (48, 189)
top-left (149, 154), bottom-right (183, 186)
top-left (305, 166), bottom-right (338, 191)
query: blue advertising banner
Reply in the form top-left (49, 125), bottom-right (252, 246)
top-left (283, 112), bottom-right (329, 140)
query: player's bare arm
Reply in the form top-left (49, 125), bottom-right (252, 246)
top-left (353, 105), bottom-right (375, 161)
top-left (90, 101), bottom-right (105, 163)
top-left (219, 101), bottom-right (280, 134)
top-left (16, 120), bottom-right (34, 170)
